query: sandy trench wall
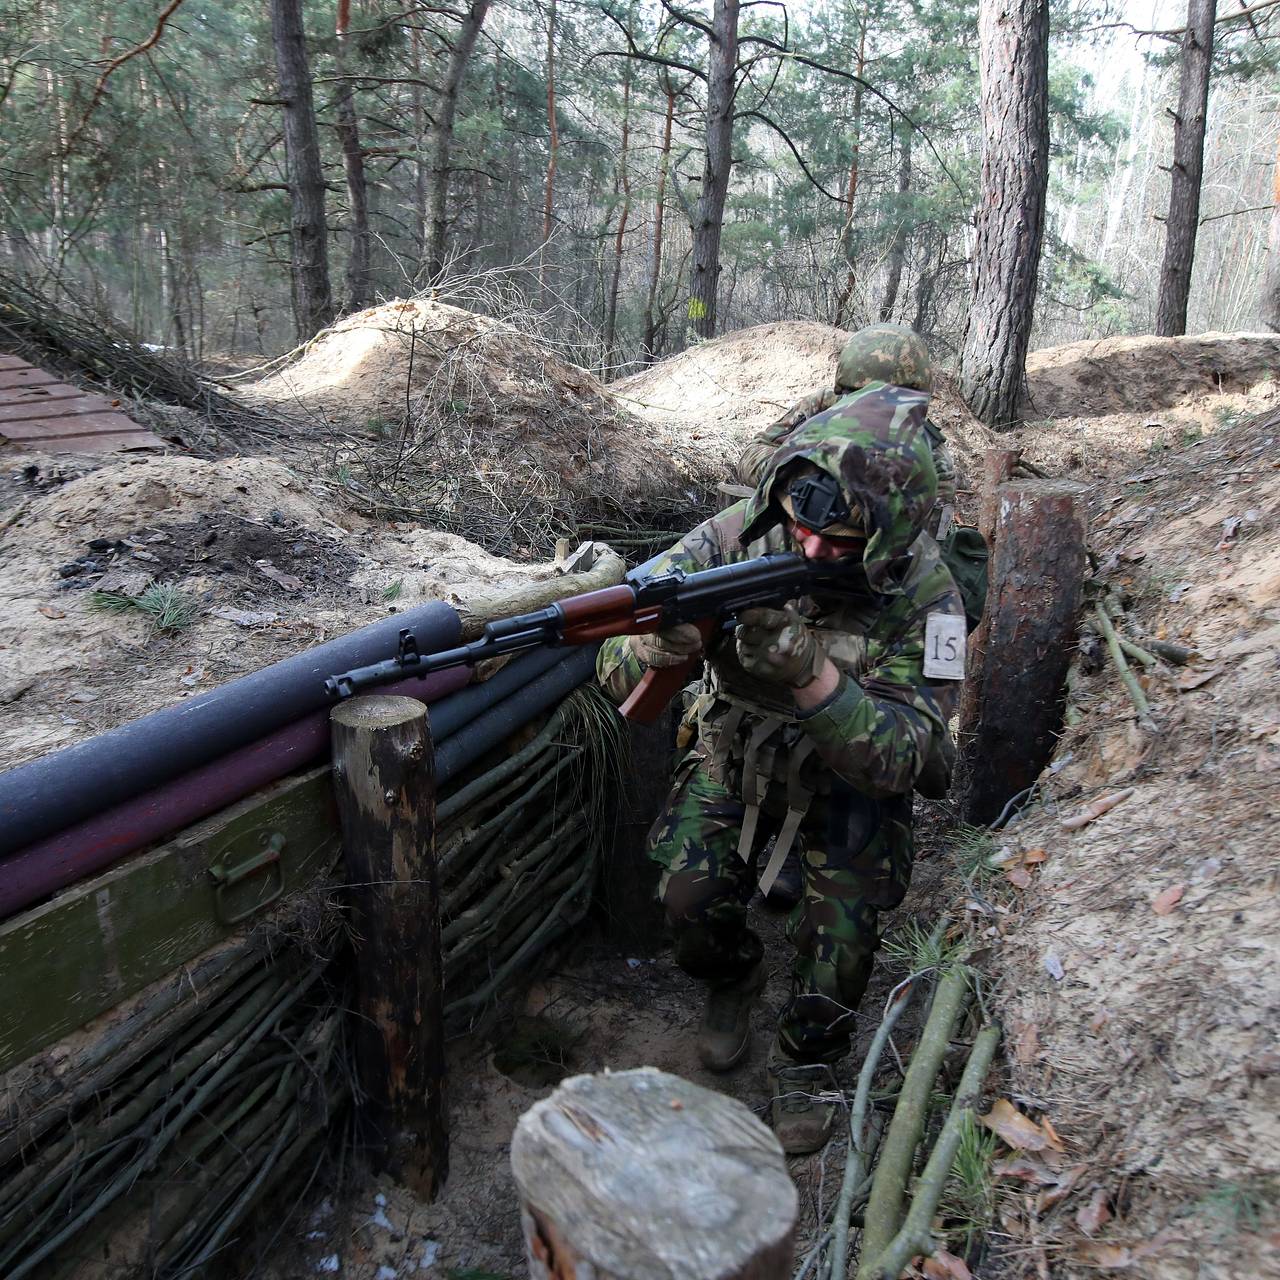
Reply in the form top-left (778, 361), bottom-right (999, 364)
top-left (984, 410), bottom-right (1280, 1279)
top-left (1021, 331), bottom-right (1280, 420)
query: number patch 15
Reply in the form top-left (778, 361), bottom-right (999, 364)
top-left (923, 612), bottom-right (967, 680)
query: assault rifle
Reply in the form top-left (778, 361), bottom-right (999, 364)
top-left (325, 551), bottom-right (860, 723)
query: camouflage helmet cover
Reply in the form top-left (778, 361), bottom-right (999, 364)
top-left (740, 382), bottom-right (938, 592)
top-left (835, 323), bottom-right (933, 394)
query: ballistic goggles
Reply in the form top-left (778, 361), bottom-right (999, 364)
top-left (778, 468), bottom-right (864, 540)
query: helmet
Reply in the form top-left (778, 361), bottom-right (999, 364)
top-left (740, 383), bottom-right (938, 593)
top-left (835, 324), bottom-right (933, 394)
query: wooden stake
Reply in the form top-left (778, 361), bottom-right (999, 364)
top-left (330, 695), bottom-right (446, 1199)
top-left (958, 480), bottom-right (1088, 826)
top-left (511, 1067), bottom-right (796, 1279)
top-left (977, 447), bottom-right (1022, 544)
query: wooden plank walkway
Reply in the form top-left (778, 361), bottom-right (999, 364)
top-left (0, 353), bottom-right (166, 454)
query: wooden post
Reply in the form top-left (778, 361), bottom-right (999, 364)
top-left (977, 446), bottom-right (1021, 543)
top-left (330, 695), bottom-right (446, 1198)
top-left (511, 1067), bottom-right (797, 1279)
top-left (601, 705), bottom-right (675, 949)
top-left (957, 481), bottom-right (1088, 825)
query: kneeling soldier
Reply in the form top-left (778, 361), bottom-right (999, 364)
top-left (597, 380), bottom-right (964, 1154)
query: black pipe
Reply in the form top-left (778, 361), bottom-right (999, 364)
top-left (0, 602), bottom-right (461, 858)
top-left (427, 644), bottom-right (567, 742)
top-left (435, 645), bottom-right (599, 786)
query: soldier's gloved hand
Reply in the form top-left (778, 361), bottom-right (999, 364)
top-left (735, 605), bottom-right (825, 688)
top-left (629, 623), bottom-right (704, 669)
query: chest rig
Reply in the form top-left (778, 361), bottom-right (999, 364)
top-left (688, 527), bottom-right (881, 895)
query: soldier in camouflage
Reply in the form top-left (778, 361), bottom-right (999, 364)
top-left (736, 323), bottom-right (958, 537)
top-left (596, 381), bottom-right (965, 1155)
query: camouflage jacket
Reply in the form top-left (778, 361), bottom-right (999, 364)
top-left (735, 387), bottom-right (957, 528)
top-left (598, 384), bottom-right (964, 807)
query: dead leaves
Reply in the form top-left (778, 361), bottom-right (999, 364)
top-left (979, 1099), bottom-right (1065, 1154)
top-left (1175, 665), bottom-right (1222, 692)
top-left (920, 1251), bottom-right (972, 1280)
top-left (1076, 1186), bottom-right (1113, 1235)
top-left (1151, 883), bottom-right (1185, 915)
top-left (255, 559), bottom-right (303, 592)
top-left (37, 604), bottom-right (65, 619)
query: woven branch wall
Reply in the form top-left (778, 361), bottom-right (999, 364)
top-left (0, 685), bottom-right (625, 1277)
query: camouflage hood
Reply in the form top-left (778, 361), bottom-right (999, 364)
top-left (740, 381), bottom-right (937, 592)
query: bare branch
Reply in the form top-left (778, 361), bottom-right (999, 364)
top-left (658, 0), bottom-right (715, 41)
top-left (738, 109), bottom-right (846, 203)
top-left (1199, 202), bottom-right (1276, 223)
top-left (1088, 0), bottom-right (1280, 37)
top-left (64, 0), bottom-right (188, 152)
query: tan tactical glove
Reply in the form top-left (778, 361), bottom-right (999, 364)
top-left (629, 623), bottom-right (704, 669)
top-left (735, 605), bottom-right (825, 688)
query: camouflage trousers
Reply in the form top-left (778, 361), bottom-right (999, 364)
top-left (648, 756), bottom-right (913, 1064)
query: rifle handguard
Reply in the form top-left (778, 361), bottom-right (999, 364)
top-left (618, 618), bottom-right (716, 724)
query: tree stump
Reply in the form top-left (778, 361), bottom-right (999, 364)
top-left (957, 480), bottom-right (1088, 825)
top-left (511, 1068), bottom-right (797, 1280)
top-left (330, 695), bottom-right (446, 1198)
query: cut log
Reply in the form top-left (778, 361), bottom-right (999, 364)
top-left (458, 541), bottom-right (626, 640)
top-left (957, 480), bottom-right (1088, 825)
top-left (511, 1067), bottom-right (797, 1279)
top-left (330, 695), bottom-right (446, 1198)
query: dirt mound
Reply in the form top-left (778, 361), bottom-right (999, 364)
top-left (986, 410), bottom-right (1280, 1278)
top-left (0, 454), bottom-right (603, 769)
top-left (1022, 332), bottom-right (1280, 420)
top-left (615, 322), bottom-right (992, 488)
top-left (244, 299), bottom-right (701, 549)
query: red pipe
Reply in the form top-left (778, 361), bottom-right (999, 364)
top-left (0, 668), bottom-right (470, 921)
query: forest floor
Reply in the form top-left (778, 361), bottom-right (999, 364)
top-left (1, 310), bottom-right (1278, 1279)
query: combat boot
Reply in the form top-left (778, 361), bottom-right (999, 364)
top-left (766, 1044), bottom-right (841, 1155)
top-left (696, 960), bottom-right (766, 1071)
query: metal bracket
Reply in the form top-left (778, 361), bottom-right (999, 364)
top-left (209, 831), bottom-right (286, 926)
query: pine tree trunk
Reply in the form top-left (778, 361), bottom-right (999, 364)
top-left (1155, 0), bottom-right (1216, 337)
top-left (641, 83), bottom-right (676, 364)
top-left (688, 0), bottom-right (739, 340)
top-left (603, 58), bottom-right (633, 365)
top-left (270, 0), bottom-right (334, 340)
top-left (1261, 129), bottom-right (1280, 331)
top-left (833, 21), bottom-right (867, 328)
top-left (539, 0), bottom-right (559, 299)
top-left (422, 0), bottom-right (492, 282)
top-left (412, 27), bottom-right (428, 265)
top-left (958, 0), bottom-right (1049, 429)
top-left (878, 125), bottom-right (912, 322)
top-left (335, 0), bottom-right (372, 311)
